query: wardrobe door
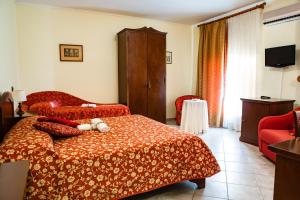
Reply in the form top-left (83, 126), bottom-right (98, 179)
top-left (127, 31), bottom-right (148, 116)
top-left (147, 30), bottom-right (166, 123)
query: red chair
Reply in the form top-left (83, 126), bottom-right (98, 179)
top-left (258, 107), bottom-right (300, 161)
top-left (175, 95), bottom-right (201, 125)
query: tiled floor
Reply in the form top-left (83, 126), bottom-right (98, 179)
top-left (127, 123), bottom-right (275, 200)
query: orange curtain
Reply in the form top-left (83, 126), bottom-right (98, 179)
top-left (197, 20), bottom-right (227, 127)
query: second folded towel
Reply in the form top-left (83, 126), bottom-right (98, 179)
top-left (77, 118), bottom-right (110, 133)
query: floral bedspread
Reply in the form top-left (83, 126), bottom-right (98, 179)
top-left (28, 104), bottom-right (130, 120)
top-left (0, 115), bottom-right (220, 200)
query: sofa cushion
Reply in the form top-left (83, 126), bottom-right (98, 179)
top-left (260, 129), bottom-right (294, 145)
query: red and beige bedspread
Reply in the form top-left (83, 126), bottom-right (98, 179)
top-left (0, 115), bottom-right (219, 200)
top-left (29, 104), bottom-right (130, 120)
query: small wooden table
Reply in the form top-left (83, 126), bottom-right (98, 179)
top-left (240, 98), bottom-right (295, 146)
top-left (269, 138), bottom-right (300, 200)
top-left (0, 160), bottom-right (30, 200)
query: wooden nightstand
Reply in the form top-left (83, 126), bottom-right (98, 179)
top-left (0, 160), bottom-right (30, 200)
top-left (9, 112), bottom-right (34, 127)
top-left (0, 105), bottom-right (34, 142)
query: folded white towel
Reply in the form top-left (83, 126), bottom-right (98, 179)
top-left (77, 118), bottom-right (110, 133)
top-left (96, 122), bottom-right (110, 133)
top-left (77, 124), bottom-right (92, 131)
top-left (91, 118), bottom-right (103, 124)
top-left (91, 123), bottom-right (97, 130)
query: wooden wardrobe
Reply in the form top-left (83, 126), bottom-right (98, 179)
top-left (117, 27), bottom-right (166, 123)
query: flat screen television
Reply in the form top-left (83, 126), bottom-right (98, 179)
top-left (265, 45), bottom-right (295, 67)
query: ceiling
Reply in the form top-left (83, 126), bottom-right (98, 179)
top-left (16, 0), bottom-right (263, 24)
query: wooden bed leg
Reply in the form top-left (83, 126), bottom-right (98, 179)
top-left (190, 178), bottom-right (205, 189)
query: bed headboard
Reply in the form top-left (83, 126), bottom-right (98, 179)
top-left (0, 92), bottom-right (14, 142)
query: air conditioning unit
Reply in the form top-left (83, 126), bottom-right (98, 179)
top-left (263, 3), bottom-right (300, 25)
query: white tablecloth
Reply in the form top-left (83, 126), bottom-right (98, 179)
top-left (180, 99), bottom-right (209, 134)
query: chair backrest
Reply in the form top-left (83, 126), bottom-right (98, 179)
top-left (294, 110), bottom-right (300, 137)
top-left (175, 95), bottom-right (201, 110)
top-left (23, 91), bottom-right (91, 107)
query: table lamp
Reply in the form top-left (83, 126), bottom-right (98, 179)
top-left (13, 90), bottom-right (27, 117)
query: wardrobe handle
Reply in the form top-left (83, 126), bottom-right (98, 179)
top-left (148, 81), bottom-right (151, 89)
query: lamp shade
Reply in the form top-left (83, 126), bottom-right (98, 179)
top-left (13, 90), bottom-right (27, 102)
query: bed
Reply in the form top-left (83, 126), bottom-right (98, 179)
top-left (23, 91), bottom-right (130, 119)
top-left (0, 115), bottom-right (220, 200)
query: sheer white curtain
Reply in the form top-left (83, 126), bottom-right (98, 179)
top-left (223, 9), bottom-right (263, 131)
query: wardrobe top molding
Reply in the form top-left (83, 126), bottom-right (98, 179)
top-left (117, 27), bottom-right (167, 35)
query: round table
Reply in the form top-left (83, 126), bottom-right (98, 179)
top-left (180, 99), bottom-right (209, 134)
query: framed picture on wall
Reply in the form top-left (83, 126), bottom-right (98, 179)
top-left (59, 44), bottom-right (83, 62)
top-left (166, 51), bottom-right (172, 64)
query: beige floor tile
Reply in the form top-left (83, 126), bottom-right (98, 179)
top-left (225, 162), bottom-right (254, 173)
top-left (254, 165), bottom-right (275, 176)
top-left (224, 153), bottom-right (250, 163)
top-left (227, 184), bottom-right (263, 200)
top-left (255, 174), bottom-right (274, 189)
top-left (194, 195), bottom-right (227, 200)
top-left (226, 171), bottom-right (258, 186)
top-left (208, 171), bottom-right (226, 183)
top-left (217, 161), bottom-right (226, 171)
top-left (195, 181), bottom-right (228, 199)
top-left (212, 152), bottom-right (225, 161)
top-left (260, 188), bottom-right (274, 200)
top-left (223, 146), bottom-right (244, 154)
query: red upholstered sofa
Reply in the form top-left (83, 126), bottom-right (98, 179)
top-left (22, 91), bottom-right (130, 120)
top-left (175, 95), bottom-right (201, 125)
top-left (258, 107), bottom-right (300, 161)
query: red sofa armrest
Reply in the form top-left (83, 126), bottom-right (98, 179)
top-left (258, 112), bottom-right (294, 132)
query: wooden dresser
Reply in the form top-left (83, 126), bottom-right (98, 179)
top-left (117, 27), bottom-right (167, 123)
top-left (240, 98), bottom-right (295, 146)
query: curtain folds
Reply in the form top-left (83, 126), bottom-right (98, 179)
top-left (197, 20), bottom-right (227, 127)
top-left (223, 9), bottom-right (263, 131)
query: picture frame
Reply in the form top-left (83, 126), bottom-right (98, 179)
top-left (59, 44), bottom-right (83, 62)
top-left (166, 51), bottom-right (172, 64)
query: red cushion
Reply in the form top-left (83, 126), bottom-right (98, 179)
top-left (33, 122), bottom-right (83, 137)
top-left (29, 101), bottom-right (60, 114)
top-left (260, 129), bottom-right (294, 145)
top-left (37, 117), bottom-right (79, 128)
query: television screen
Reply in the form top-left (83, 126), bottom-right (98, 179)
top-left (265, 45), bottom-right (295, 67)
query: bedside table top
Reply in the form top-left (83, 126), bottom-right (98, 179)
top-left (0, 160), bottom-right (30, 200)
top-left (269, 138), bottom-right (300, 161)
top-left (14, 112), bottom-right (35, 118)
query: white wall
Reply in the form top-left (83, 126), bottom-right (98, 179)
top-left (259, 1), bottom-right (300, 106)
top-left (0, 0), bottom-right (19, 93)
top-left (191, 2), bottom-right (300, 107)
top-left (17, 3), bottom-right (193, 118)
